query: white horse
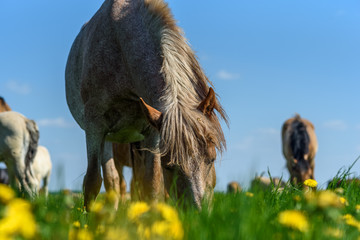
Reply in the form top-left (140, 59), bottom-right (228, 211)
top-left (0, 111), bottom-right (39, 197)
top-left (32, 145), bottom-right (52, 196)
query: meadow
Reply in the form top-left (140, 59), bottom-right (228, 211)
top-left (2, 164), bottom-right (360, 240)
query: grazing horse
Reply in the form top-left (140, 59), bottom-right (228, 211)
top-left (32, 145), bottom-right (52, 196)
top-left (0, 96), bottom-right (51, 195)
top-left (0, 111), bottom-right (39, 196)
top-left (0, 146), bottom-right (52, 197)
top-left (227, 181), bottom-right (241, 193)
top-left (66, 0), bottom-right (226, 209)
top-left (251, 176), bottom-right (286, 191)
top-left (282, 114), bottom-right (318, 185)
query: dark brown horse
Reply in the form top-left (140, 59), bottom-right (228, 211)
top-left (282, 114), bottom-right (318, 185)
top-left (66, 0), bottom-right (226, 209)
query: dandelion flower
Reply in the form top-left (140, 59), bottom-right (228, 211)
top-left (73, 221), bottom-right (81, 228)
top-left (293, 195), bottom-right (301, 202)
top-left (245, 192), bottom-right (254, 197)
top-left (339, 197), bottom-right (348, 206)
top-left (104, 227), bottom-right (129, 240)
top-left (342, 214), bottom-right (360, 230)
top-left (335, 188), bottom-right (344, 195)
top-left (69, 229), bottom-right (93, 240)
top-left (0, 199), bottom-right (37, 239)
top-left (156, 203), bottom-right (179, 222)
top-left (0, 184), bottom-right (15, 204)
top-left (278, 210), bottom-right (309, 232)
top-left (317, 191), bottom-right (343, 208)
top-left (90, 201), bottom-right (104, 214)
top-left (304, 179), bottom-right (317, 188)
top-left (105, 190), bottom-right (119, 205)
top-left (127, 202), bottom-right (150, 221)
top-left (325, 228), bottom-right (343, 238)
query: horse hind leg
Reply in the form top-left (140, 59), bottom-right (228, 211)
top-left (83, 131), bottom-right (104, 210)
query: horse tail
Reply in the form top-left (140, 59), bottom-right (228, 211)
top-left (25, 119), bottom-right (40, 177)
top-left (290, 116), bottom-right (310, 161)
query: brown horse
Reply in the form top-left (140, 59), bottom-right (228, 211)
top-left (66, 0), bottom-right (226, 209)
top-left (282, 114), bottom-right (318, 185)
top-left (227, 181), bottom-right (241, 193)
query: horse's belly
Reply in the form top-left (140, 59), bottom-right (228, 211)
top-left (106, 128), bottom-right (144, 143)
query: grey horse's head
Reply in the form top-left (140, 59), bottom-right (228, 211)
top-left (140, 88), bottom-right (223, 208)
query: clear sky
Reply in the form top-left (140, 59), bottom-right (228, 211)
top-left (1, 0), bottom-right (359, 191)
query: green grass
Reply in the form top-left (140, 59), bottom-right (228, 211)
top-left (3, 176), bottom-right (360, 239)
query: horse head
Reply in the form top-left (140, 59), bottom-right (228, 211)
top-left (290, 158), bottom-right (314, 185)
top-left (140, 88), bottom-right (221, 208)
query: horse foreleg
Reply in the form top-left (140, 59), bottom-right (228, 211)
top-left (142, 149), bottom-right (164, 201)
top-left (83, 131), bottom-right (103, 210)
top-left (113, 143), bottom-right (130, 202)
top-left (102, 141), bottom-right (120, 209)
top-left (41, 171), bottom-right (51, 197)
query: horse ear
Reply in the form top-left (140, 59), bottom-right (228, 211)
top-left (139, 98), bottom-right (162, 130)
top-left (198, 87), bottom-right (216, 117)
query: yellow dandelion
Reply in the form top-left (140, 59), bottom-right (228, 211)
top-left (0, 184), bottom-right (15, 204)
top-left (317, 191), bottom-right (343, 208)
top-left (335, 188), bottom-right (344, 195)
top-left (105, 190), bottom-right (119, 205)
top-left (151, 221), bottom-right (168, 236)
top-left (0, 199), bottom-right (37, 239)
top-left (153, 203), bottom-right (184, 240)
top-left (73, 221), bottom-right (81, 228)
top-left (84, 224), bottom-right (88, 229)
top-left (90, 201), bottom-right (104, 214)
top-left (304, 179), bottom-right (317, 188)
top-left (127, 202), bottom-right (150, 221)
top-left (293, 195), bottom-right (301, 202)
top-left (62, 189), bottom-right (71, 195)
top-left (137, 224), bottom-right (151, 240)
top-left (69, 229), bottom-right (93, 240)
top-left (343, 214), bottom-right (360, 230)
top-left (356, 205), bottom-right (360, 211)
top-left (96, 225), bottom-right (106, 235)
top-left (325, 228), bottom-right (343, 238)
top-left (156, 203), bottom-right (179, 222)
top-left (339, 197), bottom-right (348, 206)
top-left (245, 192), bottom-right (254, 197)
top-left (104, 227), bottom-right (129, 240)
top-left (168, 220), bottom-right (184, 240)
top-left (278, 210), bottom-right (309, 232)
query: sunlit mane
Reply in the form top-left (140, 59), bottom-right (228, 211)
top-left (142, 0), bottom-right (228, 170)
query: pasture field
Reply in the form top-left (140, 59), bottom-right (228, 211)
top-left (2, 173), bottom-right (360, 240)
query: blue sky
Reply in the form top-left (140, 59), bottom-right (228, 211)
top-left (1, 0), bottom-right (359, 191)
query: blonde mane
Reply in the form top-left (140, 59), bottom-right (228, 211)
top-left (142, 0), bottom-right (227, 170)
